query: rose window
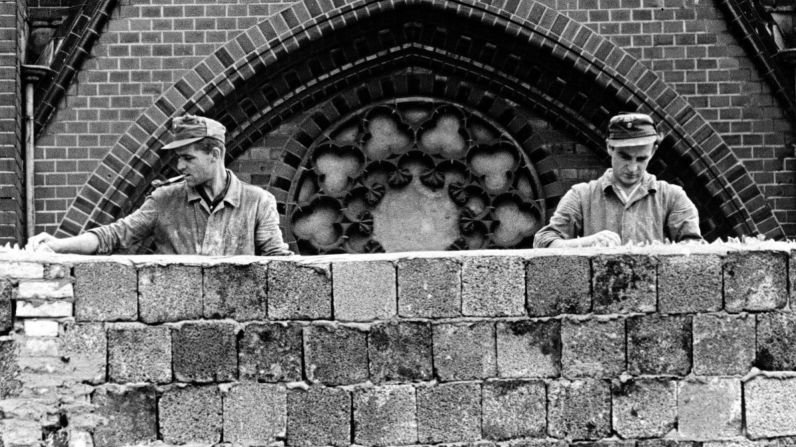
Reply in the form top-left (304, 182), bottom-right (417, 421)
top-left (288, 100), bottom-right (546, 254)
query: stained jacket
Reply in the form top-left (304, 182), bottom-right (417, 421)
top-left (89, 171), bottom-right (292, 256)
top-left (533, 169), bottom-right (702, 247)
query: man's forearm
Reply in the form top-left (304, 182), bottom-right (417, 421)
top-left (48, 233), bottom-right (100, 254)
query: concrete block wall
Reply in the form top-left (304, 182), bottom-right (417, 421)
top-left (0, 244), bottom-right (795, 446)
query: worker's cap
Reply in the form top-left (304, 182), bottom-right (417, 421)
top-left (606, 112), bottom-right (659, 147)
top-left (162, 114), bottom-right (226, 150)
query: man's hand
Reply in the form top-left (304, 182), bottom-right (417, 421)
top-left (25, 232), bottom-right (56, 253)
top-left (549, 230), bottom-right (621, 248)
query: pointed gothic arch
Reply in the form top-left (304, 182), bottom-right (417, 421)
top-left (55, 0), bottom-right (785, 243)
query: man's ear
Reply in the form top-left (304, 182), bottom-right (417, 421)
top-left (211, 147), bottom-right (222, 160)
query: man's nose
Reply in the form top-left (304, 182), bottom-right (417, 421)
top-left (176, 159), bottom-right (186, 171)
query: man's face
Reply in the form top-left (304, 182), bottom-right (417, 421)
top-left (175, 144), bottom-right (218, 188)
top-left (607, 143), bottom-right (656, 188)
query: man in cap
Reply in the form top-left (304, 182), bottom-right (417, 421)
top-left (28, 114), bottom-right (292, 256)
top-left (533, 112), bottom-right (702, 248)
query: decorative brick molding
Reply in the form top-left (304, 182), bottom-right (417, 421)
top-left (1, 243), bottom-right (795, 444)
top-left (56, 0), bottom-right (784, 245)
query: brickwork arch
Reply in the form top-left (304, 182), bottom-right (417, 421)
top-left (56, 0), bottom-right (785, 241)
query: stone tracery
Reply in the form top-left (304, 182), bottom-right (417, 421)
top-left (288, 100), bottom-right (545, 254)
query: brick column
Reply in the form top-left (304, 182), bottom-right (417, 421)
top-left (0, 0), bottom-right (25, 244)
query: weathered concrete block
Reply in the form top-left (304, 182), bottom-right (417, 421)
top-left (526, 255), bottom-right (591, 316)
top-left (496, 320), bottom-right (560, 378)
top-left (693, 313), bottom-right (754, 375)
top-left (678, 378), bottom-right (742, 439)
top-left (756, 312), bottom-right (796, 371)
top-left (0, 281), bottom-right (10, 333)
top-left (304, 324), bottom-right (368, 385)
top-left (397, 257), bottom-right (461, 317)
top-left (159, 385), bottom-right (222, 444)
top-left (173, 320), bottom-right (237, 383)
top-left (745, 376), bottom-right (796, 439)
top-left (628, 314), bottom-right (691, 376)
top-left (724, 251), bottom-right (787, 312)
top-left (239, 322), bottom-right (302, 382)
top-left (59, 321), bottom-right (106, 384)
top-left (108, 323), bottom-right (171, 383)
top-left (434, 321), bottom-right (496, 381)
top-left (369, 322), bottom-right (432, 383)
top-left (333, 260), bottom-right (396, 321)
top-left (548, 379), bottom-right (611, 440)
top-left (287, 386), bottom-right (350, 447)
top-left (562, 317), bottom-right (624, 378)
top-left (0, 337), bottom-right (20, 398)
top-left (592, 255), bottom-right (657, 314)
top-left (74, 262), bottom-right (137, 322)
top-left (92, 384), bottom-right (158, 447)
top-left (612, 378), bottom-right (676, 438)
top-left (417, 382), bottom-right (481, 443)
top-left (482, 380), bottom-right (546, 440)
top-left (268, 260), bottom-right (331, 319)
top-left (138, 264), bottom-right (202, 323)
top-left (354, 384), bottom-right (417, 446)
top-left (462, 256), bottom-right (525, 316)
top-left (223, 383), bottom-right (286, 445)
top-left (203, 262), bottom-right (267, 320)
top-left (658, 254), bottom-right (722, 313)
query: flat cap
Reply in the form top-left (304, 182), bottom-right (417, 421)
top-left (162, 114), bottom-right (226, 150)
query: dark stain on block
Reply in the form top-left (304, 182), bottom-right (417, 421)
top-left (92, 385), bottom-right (158, 447)
top-left (369, 322), bottom-right (432, 383)
top-left (592, 255), bottom-right (656, 314)
top-left (239, 323), bottom-right (302, 382)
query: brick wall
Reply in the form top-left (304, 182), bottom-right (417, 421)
top-left (27, 0), bottom-right (796, 240)
top-left (1, 245), bottom-right (795, 445)
top-left (0, 0), bottom-right (24, 243)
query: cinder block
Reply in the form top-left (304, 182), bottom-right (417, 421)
top-left (74, 262), bottom-right (137, 322)
top-left (159, 385), bottom-right (222, 444)
top-left (173, 320), bottom-right (237, 383)
top-left (592, 255), bottom-right (657, 314)
top-left (223, 383), bottom-right (286, 445)
top-left (203, 262), bottom-right (267, 320)
top-left (369, 322), bottom-right (432, 383)
top-left (756, 312), bottom-right (796, 370)
top-left (138, 265), bottom-right (202, 323)
top-left (333, 260), bottom-right (396, 321)
top-left (496, 319), bottom-right (560, 378)
top-left (693, 313), bottom-right (754, 375)
top-left (268, 260), bottom-right (331, 319)
top-left (397, 257), bottom-right (461, 318)
top-left (526, 255), bottom-right (591, 316)
top-left (434, 321), bottom-right (496, 381)
top-left (92, 384), bottom-right (158, 447)
top-left (462, 256), bottom-right (525, 316)
top-left (482, 380), bottom-right (546, 440)
top-left (562, 317), bottom-right (624, 378)
top-left (59, 321), bottom-right (106, 384)
top-left (417, 382), bottom-right (481, 443)
top-left (724, 251), bottom-right (787, 312)
top-left (354, 384), bottom-right (417, 446)
top-left (745, 376), bottom-right (796, 439)
top-left (0, 281), bottom-right (11, 333)
top-left (658, 254), bottom-right (722, 313)
top-left (108, 323), bottom-right (172, 384)
top-left (678, 378), bottom-right (742, 439)
top-left (0, 337), bottom-right (20, 398)
top-left (304, 324), bottom-right (368, 385)
top-left (637, 441), bottom-right (701, 447)
top-left (287, 386), bottom-right (350, 447)
top-left (612, 378), bottom-right (676, 438)
top-left (628, 314), bottom-right (691, 376)
top-left (548, 379), bottom-right (611, 440)
top-left (239, 323), bottom-right (302, 382)
top-left (791, 249), bottom-right (795, 312)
